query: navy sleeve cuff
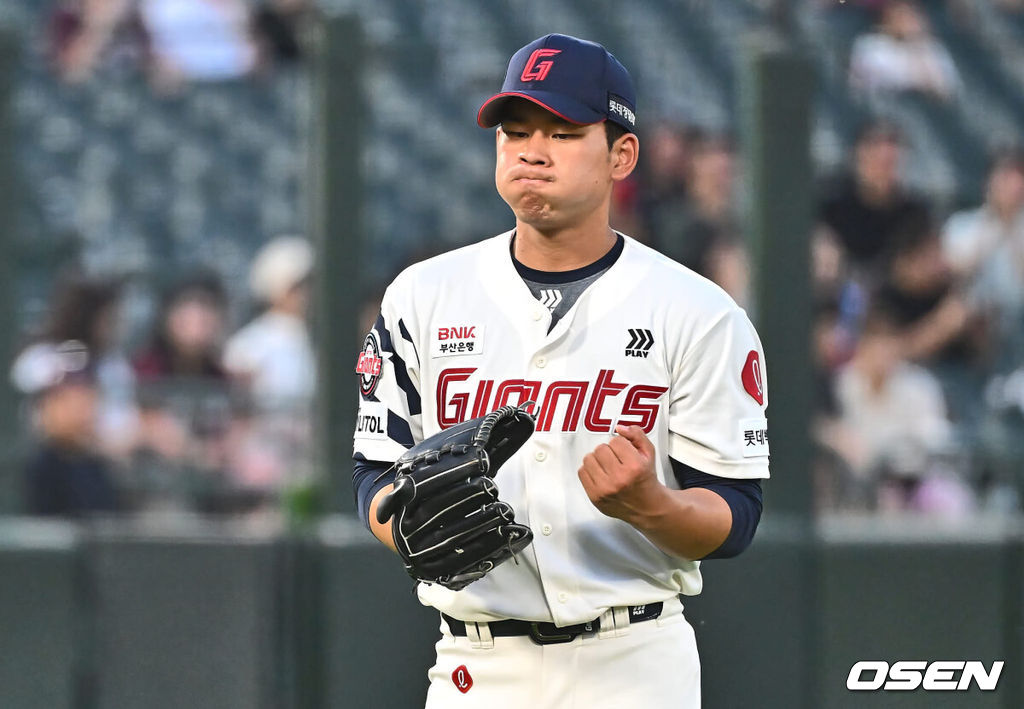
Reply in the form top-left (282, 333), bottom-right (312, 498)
top-left (352, 454), bottom-right (397, 529)
top-left (669, 457), bottom-right (764, 560)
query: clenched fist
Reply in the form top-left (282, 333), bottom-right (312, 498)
top-left (578, 425), bottom-right (665, 524)
top-left (578, 425), bottom-right (735, 560)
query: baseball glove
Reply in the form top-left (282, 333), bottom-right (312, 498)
top-left (375, 403), bottom-right (536, 591)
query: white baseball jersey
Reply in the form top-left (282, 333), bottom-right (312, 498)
top-left (354, 231), bottom-right (770, 627)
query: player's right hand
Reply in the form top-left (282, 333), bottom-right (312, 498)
top-left (577, 425), bottom-right (665, 524)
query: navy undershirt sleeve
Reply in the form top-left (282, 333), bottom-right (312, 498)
top-left (669, 457), bottom-right (764, 560)
top-left (353, 454), bottom-right (397, 528)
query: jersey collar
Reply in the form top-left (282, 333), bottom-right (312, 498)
top-left (479, 230), bottom-right (654, 339)
top-left (509, 232), bottom-right (626, 284)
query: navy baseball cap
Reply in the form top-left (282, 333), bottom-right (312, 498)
top-left (477, 34), bottom-right (637, 133)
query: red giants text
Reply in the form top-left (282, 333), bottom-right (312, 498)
top-left (355, 352), bottom-right (381, 377)
top-left (436, 368), bottom-right (668, 432)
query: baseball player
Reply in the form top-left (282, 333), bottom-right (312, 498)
top-left (353, 34), bottom-right (769, 708)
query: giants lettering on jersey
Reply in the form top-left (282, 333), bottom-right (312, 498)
top-left (436, 367), bottom-right (668, 433)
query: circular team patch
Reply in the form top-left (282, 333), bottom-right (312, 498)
top-left (355, 332), bottom-right (383, 397)
top-left (741, 350), bottom-right (764, 406)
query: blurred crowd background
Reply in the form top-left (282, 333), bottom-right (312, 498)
top-left (2, 0), bottom-right (1024, 522)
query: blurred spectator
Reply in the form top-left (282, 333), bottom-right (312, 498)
top-left (699, 229), bottom-right (749, 306)
top-left (812, 297), bottom-right (848, 414)
top-left (611, 120), bottom-right (691, 244)
top-left (682, 132), bottom-right (748, 304)
top-left (48, 0), bottom-right (148, 84)
top-left (223, 236), bottom-right (316, 495)
top-left (812, 223), bottom-right (851, 303)
top-left (684, 131), bottom-right (736, 228)
top-left (18, 342), bottom-right (121, 517)
top-left (821, 306), bottom-right (971, 514)
top-left (818, 119), bottom-right (931, 280)
top-left (848, 0), bottom-right (960, 102)
top-left (11, 273), bottom-right (139, 461)
top-left (134, 273), bottom-right (229, 382)
top-left (944, 149), bottom-right (1024, 279)
top-left (224, 236), bottom-right (315, 414)
top-left (875, 210), bottom-right (977, 365)
top-left (811, 297), bottom-right (855, 511)
top-left (943, 148), bottom-right (1024, 364)
top-left (138, 0), bottom-right (257, 88)
top-left (651, 129), bottom-right (750, 305)
top-left (131, 273), bottom-right (236, 510)
top-left (252, 0), bottom-right (313, 68)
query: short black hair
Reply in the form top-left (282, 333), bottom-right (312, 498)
top-left (888, 208), bottom-right (935, 260)
top-left (854, 118), bottom-right (903, 148)
top-left (860, 302), bottom-right (901, 338)
top-left (988, 145), bottom-right (1024, 177)
top-left (44, 271), bottom-right (122, 351)
top-left (689, 128), bottom-right (735, 156)
top-left (605, 121), bottom-right (630, 150)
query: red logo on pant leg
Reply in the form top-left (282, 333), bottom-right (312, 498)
top-left (452, 665), bottom-right (473, 694)
top-left (742, 350), bottom-right (764, 406)
top-left (520, 49), bottom-right (561, 81)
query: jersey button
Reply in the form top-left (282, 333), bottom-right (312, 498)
top-left (557, 592), bottom-right (568, 603)
top-left (535, 450), bottom-right (547, 462)
top-left (532, 310), bottom-right (543, 321)
top-left (535, 357), bottom-right (547, 368)
top-left (541, 524), bottom-right (552, 536)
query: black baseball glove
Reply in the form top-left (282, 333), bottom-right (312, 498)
top-left (375, 403), bottom-right (536, 591)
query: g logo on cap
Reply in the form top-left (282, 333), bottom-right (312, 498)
top-left (520, 49), bottom-right (561, 82)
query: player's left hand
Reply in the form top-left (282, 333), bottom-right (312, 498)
top-left (578, 425), bottom-right (666, 523)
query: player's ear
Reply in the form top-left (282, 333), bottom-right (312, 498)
top-left (611, 133), bottom-right (639, 182)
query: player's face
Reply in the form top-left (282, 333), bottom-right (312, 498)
top-left (494, 100), bottom-right (636, 231)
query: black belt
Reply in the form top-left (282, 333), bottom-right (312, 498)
top-left (442, 601), bottom-right (664, 646)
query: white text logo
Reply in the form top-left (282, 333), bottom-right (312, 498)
top-left (846, 661), bottom-right (1003, 691)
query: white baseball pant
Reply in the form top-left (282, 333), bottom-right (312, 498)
top-left (424, 596), bottom-right (700, 708)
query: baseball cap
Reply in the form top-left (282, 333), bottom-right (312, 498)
top-left (10, 340), bottom-right (95, 397)
top-left (249, 235), bottom-right (314, 303)
top-left (477, 34), bottom-right (637, 133)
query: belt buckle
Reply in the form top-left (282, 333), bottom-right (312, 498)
top-left (527, 622), bottom-right (578, 645)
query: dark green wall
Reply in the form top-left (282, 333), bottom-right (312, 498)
top-left (0, 516), bottom-right (1020, 709)
top-left (0, 523), bottom-right (80, 709)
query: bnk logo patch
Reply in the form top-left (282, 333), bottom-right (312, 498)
top-left (431, 324), bottom-right (484, 359)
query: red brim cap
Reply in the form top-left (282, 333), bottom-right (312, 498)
top-left (477, 91), bottom-right (607, 128)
